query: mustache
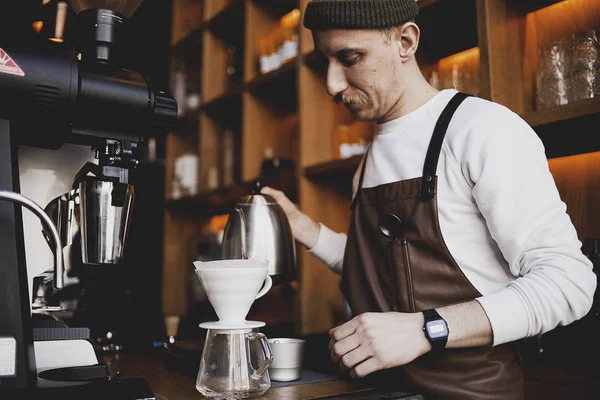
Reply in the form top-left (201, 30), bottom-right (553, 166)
top-left (334, 92), bottom-right (369, 106)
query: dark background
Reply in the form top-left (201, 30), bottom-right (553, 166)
top-left (0, 0), bottom-right (174, 342)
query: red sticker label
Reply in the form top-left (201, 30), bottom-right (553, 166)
top-left (0, 49), bottom-right (25, 77)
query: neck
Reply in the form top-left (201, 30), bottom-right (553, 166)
top-left (378, 60), bottom-right (438, 124)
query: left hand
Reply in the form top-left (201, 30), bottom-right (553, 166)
top-left (329, 312), bottom-right (431, 379)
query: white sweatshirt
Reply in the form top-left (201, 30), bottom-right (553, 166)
top-left (309, 89), bottom-right (596, 346)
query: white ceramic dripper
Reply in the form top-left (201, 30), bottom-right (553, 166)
top-left (193, 259), bottom-right (272, 328)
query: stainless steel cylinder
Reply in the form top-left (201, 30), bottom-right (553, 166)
top-left (79, 179), bottom-right (134, 264)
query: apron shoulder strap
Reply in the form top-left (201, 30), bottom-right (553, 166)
top-left (419, 92), bottom-right (471, 201)
top-left (350, 142), bottom-right (372, 211)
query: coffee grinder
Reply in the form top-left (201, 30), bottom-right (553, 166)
top-left (0, 0), bottom-right (176, 393)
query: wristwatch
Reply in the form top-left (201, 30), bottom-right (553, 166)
top-left (422, 309), bottom-right (449, 353)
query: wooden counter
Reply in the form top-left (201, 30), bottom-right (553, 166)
top-left (98, 351), bottom-right (381, 400)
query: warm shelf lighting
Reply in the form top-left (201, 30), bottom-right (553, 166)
top-left (526, 0), bottom-right (598, 43)
top-left (529, 0), bottom-right (570, 15)
top-left (428, 47), bottom-right (481, 95)
top-left (208, 214), bottom-right (229, 232)
top-left (438, 47), bottom-right (480, 70)
top-left (32, 21), bottom-right (44, 33)
top-left (281, 9), bottom-right (300, 28)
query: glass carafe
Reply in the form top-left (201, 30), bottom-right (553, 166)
top-left (196, 328), bottom-right (272, 399)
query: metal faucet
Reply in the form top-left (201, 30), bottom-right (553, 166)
top-left (0, 190), bottom-right (64, 288)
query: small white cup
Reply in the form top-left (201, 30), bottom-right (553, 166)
top-left (267, 338), bottom-right (306, 382)
top-left (175, 154), bottom-right (198, 195)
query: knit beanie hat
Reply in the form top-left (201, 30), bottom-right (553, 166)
top-left (303, 0), bottom-right (419, 30)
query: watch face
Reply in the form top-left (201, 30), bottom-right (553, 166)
top-left (426, 320), bottom-right (448, 339)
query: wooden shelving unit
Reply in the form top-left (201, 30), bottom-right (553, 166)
top-left (203, 0), bottom-right (245, 24)
top-left (246, 60), bottom-right (297, 90)
top-left (522, 96), bottom-right (600, 127)
top-left (513, 0), bottom-right (566, 14)
top-left (165, 0), bottom-right (600, 342)
top-left (304, 156), bottom-right (361, 192)
top-left (166, 178), bottom-right (298, 217)
top-left (201, 90), bottom-right (243, 116)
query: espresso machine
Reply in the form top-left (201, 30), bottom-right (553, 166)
top-left (0, 0), bottom-right (176, 395)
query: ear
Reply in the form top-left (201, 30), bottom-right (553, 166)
top-left (394, 22), bottom-right (420, 60)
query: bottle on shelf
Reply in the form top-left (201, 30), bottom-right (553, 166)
top-left (256, 9), bottom-right (300, 75)
top-left (332, 122), bottom-right (374, 160)
top-left (259, 146), bottom-right (294, 190)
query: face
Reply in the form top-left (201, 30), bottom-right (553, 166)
top-left (314, 29), bottom-right (403, 122)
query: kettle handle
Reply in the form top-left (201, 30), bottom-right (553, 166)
top-left (248, 332), bottom-right (272, 380)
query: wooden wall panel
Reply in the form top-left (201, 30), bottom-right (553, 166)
top-left (477, 0), bottom-right (526, 110)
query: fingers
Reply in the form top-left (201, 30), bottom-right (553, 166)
top-left (336, 340), bottom-right (369, 369)
top-left (329, 317), bottom-right (358, 342)
top-left (261, 186), bottom-right (288, 204)
top-left (350, 357), bottom-right (381, 379)
top-left (339, 346), bottom-right (372, 372)
top-left (330, 334), bottom-right (360, 363)
top-left (261, 186), bottom-right (297, 214)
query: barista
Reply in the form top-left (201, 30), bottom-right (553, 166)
top-left (262, 0), bottom-right (597, 398)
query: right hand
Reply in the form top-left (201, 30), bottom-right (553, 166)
top-left (261, 186), bottom-right (320, 249)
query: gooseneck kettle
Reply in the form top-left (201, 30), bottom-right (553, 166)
top-left (221, 182), bottom-right (296, 285)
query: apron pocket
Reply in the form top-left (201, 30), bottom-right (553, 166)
top-left (390, 239), bottom-right (416, 313)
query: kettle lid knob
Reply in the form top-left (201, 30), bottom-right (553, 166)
top-left (253, 180), bottom-right (262, 194)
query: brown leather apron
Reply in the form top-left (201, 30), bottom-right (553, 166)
top-left (341, 92), bottom-right (525, 399)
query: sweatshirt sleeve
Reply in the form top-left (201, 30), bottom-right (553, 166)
top-left (308, 224), bottom-right (347, 274)
top-left (463, 105), bottom-right (596, 346)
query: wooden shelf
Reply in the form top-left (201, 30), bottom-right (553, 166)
top-left (253, 0), bottom-right (298, 18)
top-left (204, 0), bottom-right (244, 29)
top-left (201, 62), bottom-right (298, 119)
top-left (512, 0), bottom-right (565, 14)
top-left (521, 97), bottom-right (600, 128)
top-left (200, 89), bottom-right (243, 126)
top-left (247, 61), bottom-right (298, 114)
top-left (246, 60), bottom-right (297, 90)
top-left (166, 183), bottom-right (249, 217)
top-left (166, 178), bottom-right (297, 217)
top-left (205, 0), bottom-right (245, 42)
top-left (522, 98), bottom-right (600, 158)
top-left (304, 156), bottom-right (362, 189)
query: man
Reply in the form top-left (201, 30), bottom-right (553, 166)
top-left (262, 0), bottom-right (596, 398)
